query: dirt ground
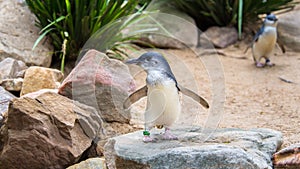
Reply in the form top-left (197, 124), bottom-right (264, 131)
top-left (128, 43), bottom-right (300, 149)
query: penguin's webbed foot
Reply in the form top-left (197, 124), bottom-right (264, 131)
top-left (255, 62), bottom-right (264, 68)
top-left (266, 61), bottom-right (274, 67)
top-left (162, 128), bottom-right (178, 140)
top-left (143, 135), bottom-right (155, 142)
top-left (265, 58), bottom-right (274, 67)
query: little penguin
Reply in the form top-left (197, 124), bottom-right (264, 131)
top-left (124, 51), bottom-right (209, 142)
top-left (252, 13), bottom-right (278, 67)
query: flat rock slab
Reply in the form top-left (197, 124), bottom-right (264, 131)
top-left (104, 126), bottom-right (282, 169)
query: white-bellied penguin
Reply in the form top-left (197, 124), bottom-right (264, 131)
top-left (124, 51), bottom-right (209, 142)
top-left (252, 13), bottom-right (278, 67)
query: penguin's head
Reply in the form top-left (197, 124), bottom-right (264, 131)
top-left (264, 13), bottom-right (278, 27)
top-left (126, 52), bottom-right (172, 72)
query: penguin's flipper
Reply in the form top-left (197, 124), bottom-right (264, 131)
top-left (178, 85), bottom-right (209, 109)
top-left (123, 85), bottom-right (148, 109)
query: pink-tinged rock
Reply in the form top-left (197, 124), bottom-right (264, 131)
top-left (273, 143), bottom-right (300, 169)
top-left (20, 66), bottom-right (63, 96)
top-left (0, 91), bottom-right (103, 169)
top-left (59, 50), bottom-right (136, 123)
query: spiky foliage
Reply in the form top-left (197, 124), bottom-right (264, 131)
top-left (26, 0), bottom-right (140, 63)
top-left (172, 0), bottom-right (297, 30)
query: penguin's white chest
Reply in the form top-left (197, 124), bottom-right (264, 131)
top-left (145, 80), bottom-right (181, 127)
top-left (253, 27), bottom-right (277, 57)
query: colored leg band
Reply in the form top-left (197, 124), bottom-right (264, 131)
top-left (143, 130), bottom-right (150, 136)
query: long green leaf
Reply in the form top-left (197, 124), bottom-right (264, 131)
top-left (32, 28), bottom-right (54, 50)
top-left (39, 16), bottom-right (66, 33)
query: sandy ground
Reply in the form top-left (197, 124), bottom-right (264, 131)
top-left (127, 43), bottom-right (300, 149)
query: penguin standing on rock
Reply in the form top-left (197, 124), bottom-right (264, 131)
top-left (252, 13), bottom-right (278, 68)
top-left (124, 52), bottom-right (209, 142)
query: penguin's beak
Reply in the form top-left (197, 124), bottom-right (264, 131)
top-left (126, 58), bottom-right (140, 65)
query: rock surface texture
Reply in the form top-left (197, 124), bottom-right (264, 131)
top-left (130, 2), bottom-right (198, 49)
top-left (0, 58), bottom-right (27, 80)
top-left (277, 6), bottom-right (300, 52)
top-left (0, 86), bottom-right (15, 124)
top-left (104, 126), bottom-right (283, 169)
top-left (200, 26), bottom-right (238, 48)
top-left (273, 143), bottom-right (300, 169)
top-left (0, 91), bottom-right (103, 169)
top-left (0, 0), bottom-right (52, 67)
top-left (20, 66), bottom-right (63, 96)
top-left (66, 157), bottom-right (107, 169)
top-left (0, 58), bottom-right (27, 92)
top-left (59, 50), bottom-right (136, 123)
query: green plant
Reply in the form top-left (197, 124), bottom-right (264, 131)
top-left (172, 0), bottom-right (297, 33)
top-left (26, 0), bottom-right (141, 72)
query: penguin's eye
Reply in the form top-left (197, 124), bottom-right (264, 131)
top-left (145, 58), bottom-right (151, 62)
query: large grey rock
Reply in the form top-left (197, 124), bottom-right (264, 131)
top-left (133, 3), bottom-right (198, 49)
top-left (0, 90), bottom-right (104, 169)
top-left (277, 8), bottom-right (300, 52)
top-left (59, 50), bottom-right (136, 123)
top-left (200, 26), bottom-right (238, 48)
top-left (104, 126), bottom-right (283, 169)
top-left (0, 86), bottom-right (15, 125)
top-left (66, 157), bottom-right (107, 169)
top-left (0, 0), bottom-right (52, 67)
top-left (20, 66), bottom-right (63, 96)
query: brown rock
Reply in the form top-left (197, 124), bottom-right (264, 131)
top-left (59, 50), bottom-right (136, 123)
top-left (273, 143), bottom-right (300, 169)
top-left (0, 91), bottom-right (103, 169)
top-left (20, 66), bottom-right (63, 96)
top-left (200, 26), bottom-right (238, 48)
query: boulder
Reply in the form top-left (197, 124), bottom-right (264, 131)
top-left (59, 50), bottom-right (136, 123)
top-left (20, 66), bottom-right (63, 96)
top-left (0, 0), bottom-right (52, 67)
top-left (0, 86), bottom-right (15, 125)
top-left (104, 126), bottom-right (283, 169)
top-left (66, 157), bottom-right (107, 169)
top-left (0, 91), bottom-right (104, 169)
top-left (277, 7), bottom-right (300, 52)
top-left (200, 26), bottom-right (238, 48)
top-left (273, 143), bottom-right (300, 169)
top-left (132, 3), bottom-right (198, 49)
top-left (0, 57), bottom-right (27, 80)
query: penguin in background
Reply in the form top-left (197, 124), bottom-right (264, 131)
top-left (124, 51), bottom-right (209, 142)
top-left (252, 13), bottom-right (278, 67)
